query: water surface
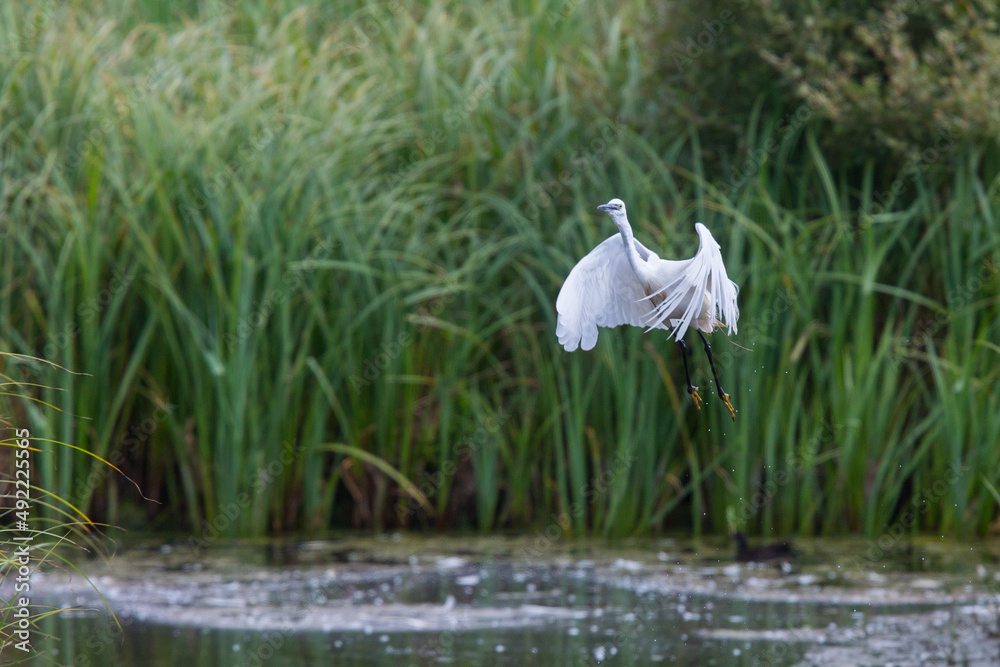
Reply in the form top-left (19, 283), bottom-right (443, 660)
top-left (22, 534), bottom-right (1000, 665)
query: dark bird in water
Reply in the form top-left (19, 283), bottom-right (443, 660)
top-left (733, 532), bottom-right (796, 563)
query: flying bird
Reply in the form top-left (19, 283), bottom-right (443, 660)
top-left (555, 198), bottom-right (740, 419)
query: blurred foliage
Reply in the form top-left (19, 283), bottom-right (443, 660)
top-left (652, 0), bottom-right (1000, 176)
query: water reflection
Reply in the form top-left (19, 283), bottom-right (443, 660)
top-left (25, 535), bottom-right (1000, 665)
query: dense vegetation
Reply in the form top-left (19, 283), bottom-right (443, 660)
top-left (1, 0), bottom-right (998, 540)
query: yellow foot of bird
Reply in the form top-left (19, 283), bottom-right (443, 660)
top-left (721, 392), bottom-right (736, 421)
top-left (689, 386), bottom-right (703, 412)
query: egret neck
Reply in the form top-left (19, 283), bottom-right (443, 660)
top-left (597, 202), bottom-right (654, 285)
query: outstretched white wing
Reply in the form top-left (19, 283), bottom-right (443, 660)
top-left (644, 223), bottom-right (740, 340)
top-left (555, 235), bottom-right (657, 351)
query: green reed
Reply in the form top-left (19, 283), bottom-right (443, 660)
top-left (1, 0), bottom-right (998, 540)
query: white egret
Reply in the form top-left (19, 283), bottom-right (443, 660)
top-left (555, 198), bottom-right (740, 419)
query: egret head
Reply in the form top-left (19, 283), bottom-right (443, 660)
top-left (597, 198), bottom-right (628, 227)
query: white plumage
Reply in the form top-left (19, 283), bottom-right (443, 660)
top-left (556, 198), bottom-right (739, 352)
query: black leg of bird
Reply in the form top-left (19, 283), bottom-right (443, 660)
top-left (677, 339), bottom-right (702, 412)
top-left (698, 332), bottom-right (736, 421)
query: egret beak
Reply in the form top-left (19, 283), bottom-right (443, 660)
top-left (597, 204), bottom-right (613, 212)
